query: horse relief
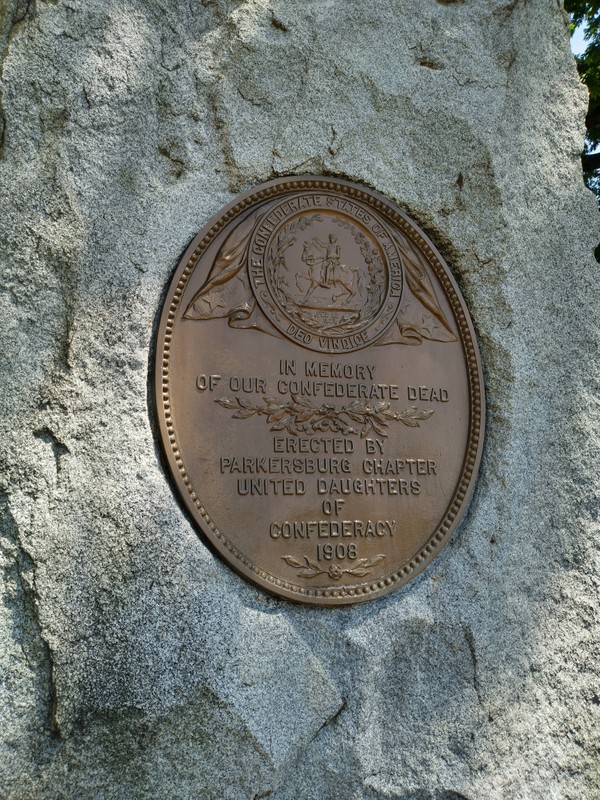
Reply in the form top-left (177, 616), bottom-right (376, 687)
top-left (296, 235), bottom-right (363, 306)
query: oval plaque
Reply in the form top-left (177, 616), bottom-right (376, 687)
top-left (155, 176), bottom-right (484, 605)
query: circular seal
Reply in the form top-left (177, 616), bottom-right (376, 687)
top-left (247, 195), bottom-right (403, 353)
top-left (155, 176), bottom-right (485, 606)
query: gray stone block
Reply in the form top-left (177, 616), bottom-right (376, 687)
top-left (0, 1), bottom-right (598, 798)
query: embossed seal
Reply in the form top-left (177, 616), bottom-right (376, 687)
top-left (246, 195), bottom-right (402, 352)
top-left (155, 176), bottom-right (485, 605)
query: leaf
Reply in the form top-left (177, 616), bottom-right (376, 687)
top-left (346, 400), bottom-right (363, 411)
top-left (237, 398), bottom-right (255, 410)
top-left (266, 409), bottom-right (287, 423)
top-left (232, 409), bottom-right (256, 419)
top-left (282, 555), bottom-right (303, 568)
top-left (397, 406), bottom-right (434, 424)
top-left (417, 409), bottom-right (434, 420)
top-left (370, 420), bottom-right (389, 437)
top-left (305, 558), bottom-right (321, 571)
top-left (373, 402), bottom-right (390, 413)
top-left (296, 409), bottom-right (317, 422)
top-left (368, 554), bottom-right (386, 567)
top-left (372, 413), bottom-right (390, 425)
top-left (400, 418), bottom-right (419, 428)
top-left (298, 569), bottom-right (322, 578)
top-left (270, 418), bottom-right (290, 431)
top-left (215, 397), bottom-right (237, 409)
top-left (346, 568), bottom-right (370, 577)
top-left (345, 411), bottom-right (364, 423)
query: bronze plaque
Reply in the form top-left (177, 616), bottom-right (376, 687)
top-left (155, 177), bottom-right (484, 605)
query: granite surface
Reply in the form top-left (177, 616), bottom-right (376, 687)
top-left (0, 1), bottom-right (598, 798)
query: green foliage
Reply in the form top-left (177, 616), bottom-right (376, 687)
top-left (565, 1), bottom-right (600, 198)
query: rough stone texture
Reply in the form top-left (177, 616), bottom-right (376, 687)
top-left (0, 1), bottom-right (598, 798)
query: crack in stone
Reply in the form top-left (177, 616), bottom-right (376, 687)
top-left (0, 0), bottom-right (37, 155)
top-left (205, 74), bottom-right (243, 191)
top-left (0, 490), bottom-right (61, 738)
top-left (33, 425), bottom-right (70, 473)
top-left (464, 626), bottom-right (483, 706)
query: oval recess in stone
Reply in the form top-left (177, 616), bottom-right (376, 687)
top-left (154, 176), bottom-right (485, 605)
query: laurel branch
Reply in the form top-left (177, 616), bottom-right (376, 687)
top-left (215, 394), bottom-right (433, 437)
top-left (281, 554), bottom-right (386, 580)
